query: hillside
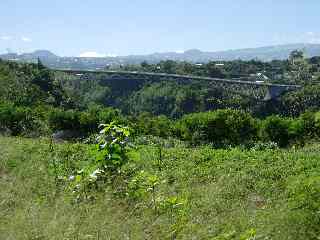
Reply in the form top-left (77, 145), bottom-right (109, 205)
top-left (1, 48), bottom-right (320, 240)
top-left (1, 43), bottom-right (320, 70)
top-left (1, 136), bottom-right (320, 239)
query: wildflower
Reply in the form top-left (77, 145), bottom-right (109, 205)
top-left (69, 175), bottom-right (75, 181)
top-left (89, 168), bottom-right (104, 181)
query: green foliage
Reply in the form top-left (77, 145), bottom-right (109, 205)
top-left (259, 114), bottom-right (318, 147)
top-left (0, 103), bottom-right (36, 135)
top-left (2, 57), bottom-right (320, 119)
top-left (3, 136), bottom-right (320, 239)
top-left (176, 109), bottom-right (258, 147)
top-left (286, 175), bottom-right (320, 238)
top-left (47, 106), bottom-right (125, 134)
top-left (127, 170), bottom-right (160, 204)
top-left (260, 115), bottom-right (291, 147)
top-left (314, 111), bottom-right (320, 131)
top-left (80, 106), bottom-right (125, 134)
top-left (299, 111), bottom-right (319, 138)
top-left (48, 108), bottom-right (80, 131)
top-left (69, 122), bottom-right (133, 201)
top-left (127, 82), bottom-right (180, 116)
top-left (281, 85), bottom-right (320, 116)
top-left (288, 175), bottom-right (320, 212)
top-left (206, 62), bottom-right (227, 78)
top-left (134, 113), bottom-right (173, 138)
top-left (0, 60), bottom-right (65, 107)
top-left (95, 122), bottom-right (132, 170)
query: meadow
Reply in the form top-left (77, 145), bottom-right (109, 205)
top-left (1, 136), bottom-right (319, 239)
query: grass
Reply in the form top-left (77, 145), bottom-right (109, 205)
top-left (1, 136), bottom-right (320, 239)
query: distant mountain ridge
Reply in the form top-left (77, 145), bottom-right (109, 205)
top-left (1, 43), bottom-right (320, 70)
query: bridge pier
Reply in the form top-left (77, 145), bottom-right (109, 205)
top-left (264, 85), bottom-right (298, 101)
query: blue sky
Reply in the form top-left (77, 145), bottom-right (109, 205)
top-left (1, 0), bottom-right (320, 56)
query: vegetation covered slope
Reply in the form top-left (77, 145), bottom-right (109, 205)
top-left (55, 53), bottom-right (320, 117)
top-left (1, 136), bottom-right (320, 239)
top-left (1, 54), bottom-right (320, 119)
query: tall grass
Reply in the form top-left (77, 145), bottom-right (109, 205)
top-left (1, 137), bottom-right (320, 239)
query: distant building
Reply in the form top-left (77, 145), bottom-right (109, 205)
top-left (249, 72), bottom-right (269, 82)
top-left (256, 72), bottom-right (269, 80)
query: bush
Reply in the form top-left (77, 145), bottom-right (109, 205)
top-left (48, 108), bottom-right (81, 131)
top-left (0, 103), bottom-right (35, 135)
top-left (176, 109), bottom-right (258, 147)
top-left (48, 106), bottom-right (125, 136)
top-left (98, 107), bottom-right (125, 125)
top-left (135, 113), bottom-right (173, 138)
top-left (260, 116), bottom-right (292, 147)
top-left (298, 111), bottom-right (318, 138)
top-left (314, 112), bottom-right (320, 135)
top-left (260, 113), bottom-right (320, 147)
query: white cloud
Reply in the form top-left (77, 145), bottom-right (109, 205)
top-left (305, 32), bottom-right (320, 44)
top-left (0, 36), bottom-right (12, 41)
top-left (79, 51), bottom-right (117, 58)
top-left (309, 37), bottom-right (320, 44)
top-left (175, 50), bottom-right (184, 54)
top-left (106, 53), bottom-right (117, 57)
top-left (21, 37), bottom-right (32, 42)
top-left (79, 51), bottom-right (106, 58)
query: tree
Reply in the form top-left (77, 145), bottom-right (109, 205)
top-left (287, 50), bottom-right (312, 85)
top-left (37, 58), bottom-right (46, 70)
top-left (141, 61), bottom-right (150, 70)
top-left (206, 62), bottom-right (226, 78)
top-left (160, 60), bottom-right (177, 74)
top-left (289, 50), bottom-right (304, 65)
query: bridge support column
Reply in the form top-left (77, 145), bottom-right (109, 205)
top-left (264, 86), bottom-right (288, 101)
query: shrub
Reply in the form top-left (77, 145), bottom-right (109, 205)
top-left (135, 113), bottom-right (173, 138)
top-left (176, 109), bottom-right (258, 147)
top-left (314, 112), bottom-right (320, 135)
top-left (79, 106), bottom-right (125, 134)
top-left (69, 122), bottom-right (133, 201)
top-left (48, 108), bottom-right (81, 131)
top-left (0, 103), bottom-right (35, 135)
top-left (260, 113), bottom-right (319, 147)
top-left (260, 115), bottom-right (291, 147)
top-left (78, 111), bottom-right (98, 134)
top-left (298, 111), bottom-right (318, 138)
top-left (98, 107), bottom-right (124, 124)
top-left (48, 106), bottom-right (126, 136)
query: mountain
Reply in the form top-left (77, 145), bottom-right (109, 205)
top-left (0, 50), bottom-right (58, 62)
top-left (20, 50), bottom-right (59, 60)
top-left (137, 43), bottom-right (320, 62)
top-left (1, 43), bottom-right (320, 70)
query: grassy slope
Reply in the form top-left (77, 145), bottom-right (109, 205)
top-left (0, 137), bottom-right (320, 239)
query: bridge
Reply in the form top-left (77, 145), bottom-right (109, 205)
top-left (53, 69), bottom-right (302, 101)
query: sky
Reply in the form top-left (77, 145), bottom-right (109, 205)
top-left (1, 0), bottom-right (320, 57)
